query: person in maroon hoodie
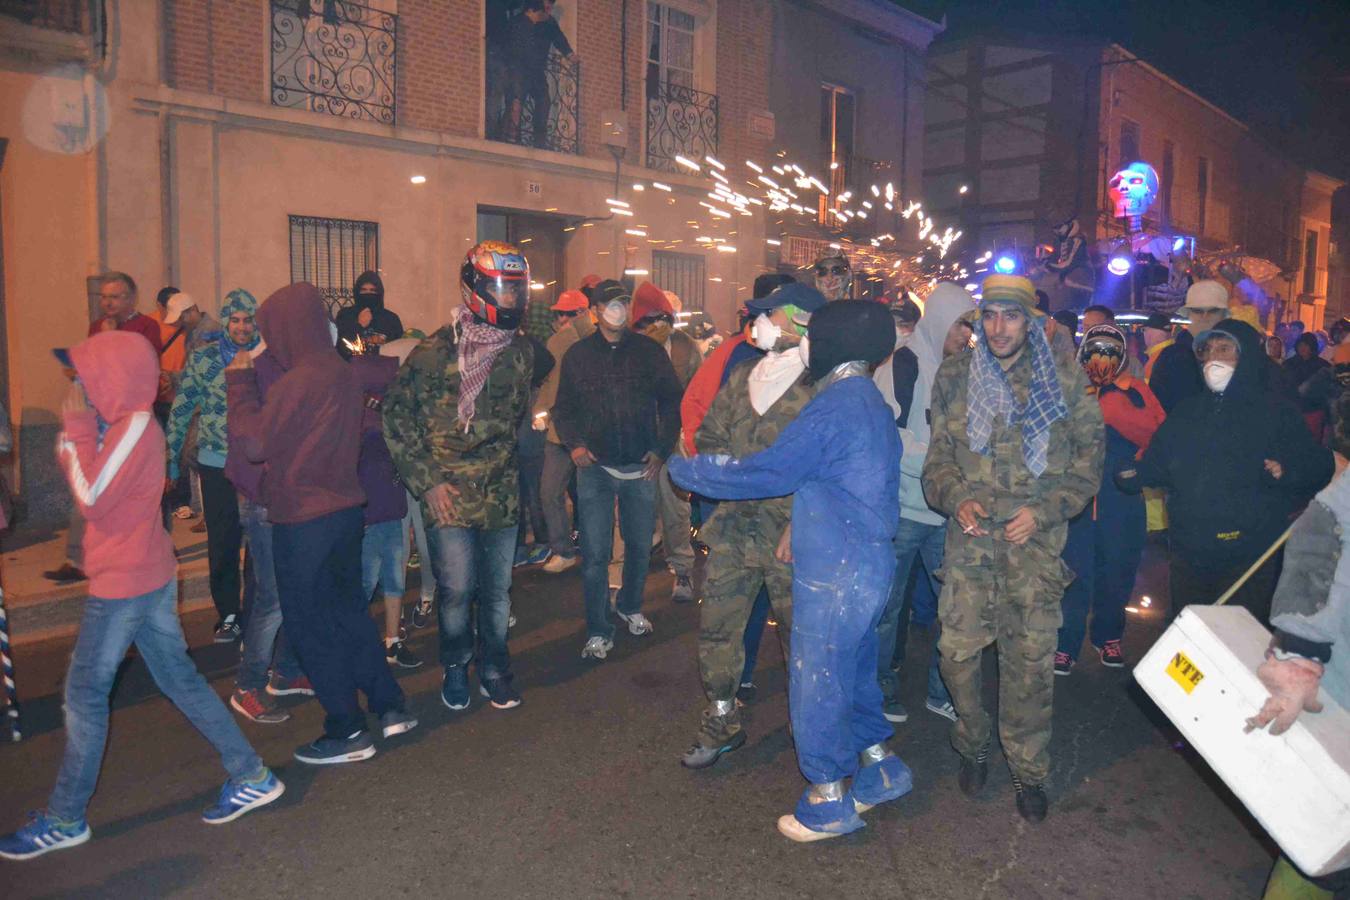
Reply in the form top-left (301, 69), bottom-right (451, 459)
top-left (225, 283), bottom-right (416, 765)
top-left (225, 347), bottom-right (313, 724)
top-left (0, 332), bottom-right (282, 862)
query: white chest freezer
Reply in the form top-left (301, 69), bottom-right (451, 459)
top-left (1134, 605), bottom-right (1350, 877)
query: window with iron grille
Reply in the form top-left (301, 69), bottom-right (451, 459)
top-left (288, 215), bottom-right (379, 317)
top-left (652, 250), bottom-right (706, 312)
top-left (270, 0), bottom-right (398, 125)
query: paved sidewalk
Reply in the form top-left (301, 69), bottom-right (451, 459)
top-left (1, 518), bottom-right (213, 645)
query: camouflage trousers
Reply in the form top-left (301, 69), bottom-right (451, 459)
top-left (937, 558), bottom-right (1068, 784)
top-left (698, 530), bottom-right (794, 708)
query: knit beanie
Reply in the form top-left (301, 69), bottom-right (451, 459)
top-left (806, 299), bottom-right (896, 381)
top-left (980, 275), bottom-right (1037, 314)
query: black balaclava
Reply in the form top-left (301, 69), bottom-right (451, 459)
top-left (806, 299), bottom-right (895, 381)
top-left (353, 270), bottom-right (385, 312)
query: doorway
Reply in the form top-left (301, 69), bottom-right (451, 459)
top-left (476, 207), bottom-right (570, 343)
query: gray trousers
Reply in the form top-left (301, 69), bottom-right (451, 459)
top-left (540, 441), bottom-right (576, 557)
top-left (655, 459), bottom-right (694, 578)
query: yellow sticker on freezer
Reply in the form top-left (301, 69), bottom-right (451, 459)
top-left (1166, 651), bottom-right (1205, 694)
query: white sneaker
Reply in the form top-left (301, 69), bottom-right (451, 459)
top-left (618, 611), bottom-right (653, 636)
top-left (542, 554), bottom-right (579, 574)
top-left (581, 636), bottom-right (614, 660)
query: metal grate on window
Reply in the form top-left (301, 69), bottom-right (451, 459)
top-left (288, 215), bottom-right (379, 317)
top-left (652, 250), bottom-right (706, 312)
top-left (271, 0), bottom-right (397, 125)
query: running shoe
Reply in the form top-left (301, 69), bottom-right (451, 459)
top-left (230, 688), bottom-right (290, 724)
top-left (293, 731), bottom-right (376, 765)
top-left (266, 673), bottom-right (315, 697)
top-left (479, 676), bottom-right (523, 710)
top-left (201, 769), bottom-right (285, 824)
top-left (618, 610), bottom-right (653, 636)
top-left (0, 812), bottom-right (90, 861)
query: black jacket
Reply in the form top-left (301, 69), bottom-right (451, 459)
top-left (1120, 318), bottom-right (1333, 571)
top-left (1149, 329), bottom-right (1203, 413)
top-left (552, 330), bottom-right (683, 466)
top-left (336, 270), bottom-right (403, 358)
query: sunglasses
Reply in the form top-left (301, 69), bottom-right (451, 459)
top-left (815, 265), bottom-right (849, 277)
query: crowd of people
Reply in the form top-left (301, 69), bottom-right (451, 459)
top-left (2, 244), bottom-right (1346, 896)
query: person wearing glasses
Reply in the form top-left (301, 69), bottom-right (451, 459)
top-left (1148, 280), bottom-right (1229, 413)
top-left (813, 253), bottom-right (853, 302)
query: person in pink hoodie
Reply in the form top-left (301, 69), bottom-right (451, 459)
top-left (0, 332), bottom-right (283, 862)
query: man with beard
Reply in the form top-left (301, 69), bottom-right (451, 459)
top-left (336, 271), bottom-right (403, 358)
top-left (678, 282), bottom-right (825, 769)
top-left (923, 274), bottom-right (1103, 823)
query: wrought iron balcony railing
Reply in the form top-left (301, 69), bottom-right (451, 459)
top-left (0, 0), bottom-right (95, 33)
top-left (645, 82), bottom-right (718, 174)
top-left (270, 0), bottom-right (397, 125)
top-left (487, 54), bottom-right (580, 154)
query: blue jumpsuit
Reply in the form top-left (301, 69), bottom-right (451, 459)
top-left (669, 376), bottom-right (903, 815)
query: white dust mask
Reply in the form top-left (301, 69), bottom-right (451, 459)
top-left (1203, 360), bottom-right (1235, 393)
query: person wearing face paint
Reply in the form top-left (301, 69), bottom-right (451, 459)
top-left (812, 253), bottom-right (853, 302)
top-left (551, 280), bottom-right (684, 660)
top-left (1117, 318), bottom-right (1333, 625)
top-left (922, 274), bottom-right (1104, 823)
top-left (678, 283), bottom-right (825, 770)
top-left (631, 282), bottom-right (703, 604)
top-left (1053, 325), bottom-right (1165, 676)
top-left (669, 300), bottom-right (909, 842)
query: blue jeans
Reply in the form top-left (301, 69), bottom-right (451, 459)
top-left (876, 517), bottom-right (950, 706)
top-left (1058, 484), bottom-right (1146, 657)
top-left (576, 466), bottom-right (657, 640)
top-left (362, 517), bottom-right (409, 602)
top-left (49, 580), bottom-right (262, 821)
top-left (426, 524), bottom-right (516, 678)
top-left (237, 498), bottom-right (301, 691)
top-left (273, 506), bottom-right (404, 738)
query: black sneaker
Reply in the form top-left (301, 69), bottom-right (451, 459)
top-left (42, 562), bottom-right (87, 584)
top-left (385, 640), bottom-right (423, 669)
top-left (1012, 774), bottom-right (1048, 823)
top-left (410, 597), bottom-right (433, 630)
top-left (479, 676), bottom-right (522, 710)
top-left (214, 615), bottom-right (241, 643)
top-left (293, 730), bottom-right (376, 765)
top-left (1054, 651), bottom-right (1074, 676)
top-left (958, 745), bottom-right (989, 797)
top-left (681, 707), bottom-right (746, 769)
top-left (671, 575), bottom-right (694, 604)
top-left (735, 681), bottom-right (757, 704)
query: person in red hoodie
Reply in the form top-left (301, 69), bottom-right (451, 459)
top-left (1055, 323), bottom-right (1166, 675)
top-left (0, 332), bottom-right (282, 862)
top-left (226, 283), bottom-right (415, 765)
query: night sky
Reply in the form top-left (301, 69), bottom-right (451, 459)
top-left (934, 0), bottom-right (1350, 181)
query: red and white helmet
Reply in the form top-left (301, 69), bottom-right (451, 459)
top-left (460, 240), bottom-right (529, 330)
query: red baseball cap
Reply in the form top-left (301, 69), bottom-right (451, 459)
top-left (551, 289), bottom-right (589, 312)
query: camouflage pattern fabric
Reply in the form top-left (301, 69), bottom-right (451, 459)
top-left (923, 346), bottom-right (1103, 783)
top-left (692, 362), bottom-right (816, 730)
top-left (383, 324), bottom-right (533, 531)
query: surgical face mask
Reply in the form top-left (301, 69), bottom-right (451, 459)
top-left (797, 334), bottom-right (810, 368)
top-left (601, 300), bottom-right (629, 328)
top-left (642, 319), bottom-right (673, 345)
top-left (1203, 360), bottom-right (1235, 393)
top-left (751, 314), bottom-right (782, 351)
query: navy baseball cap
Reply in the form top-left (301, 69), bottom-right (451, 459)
top-left (746, 282), bottom-right (827, 315)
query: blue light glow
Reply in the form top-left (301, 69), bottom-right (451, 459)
top-left (1107, 255), bottom-right (1132, 276)
top-left (994, 255), bottom-right (1017, 274)
top-left (1172, 236), bottom-right (1185, 252)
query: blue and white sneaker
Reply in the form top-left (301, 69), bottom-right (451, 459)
top-left (0, 811), bottom-right (91, 860)
top-left (201, 769), bottom-right (286, 825)
top-left (441, 666), bottom-right (470, 711)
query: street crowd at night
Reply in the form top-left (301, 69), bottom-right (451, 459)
top-left (1, 241), bottom-right (1346, 894)
top-left (2, 0), bottom-right (1349, 897)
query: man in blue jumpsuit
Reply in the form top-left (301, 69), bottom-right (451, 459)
top-left (668, 300), bottom-right (912, 842)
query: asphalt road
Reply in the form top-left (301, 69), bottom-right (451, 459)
top-left (1, 541), bottom-right (1276, 899)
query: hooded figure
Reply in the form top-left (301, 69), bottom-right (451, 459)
top-left (669, 300), bottom-right (911, 843)
top-left (1118, 318), bottom-right (1333, 623)
top-left (227, 282), bottom-right (411, 758)
top-left (336, 270), bottom-right (404, 358)
top-left (58, 332), bottom-right (177, 599)
top-left (1055, 324), bottom-right (1165, 673)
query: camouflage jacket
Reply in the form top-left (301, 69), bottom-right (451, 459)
top-left (923, 347), bottom-right (1103, 565)
top-left (696, 360), bottom-right (817, 547)
top-left (383, 325), bottom-right (533, 530)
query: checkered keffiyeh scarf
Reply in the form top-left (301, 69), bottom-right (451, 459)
top-left (455, 306), bottom-right (514, 431)
top-left (966, 318), bottom-right (1067, 477)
